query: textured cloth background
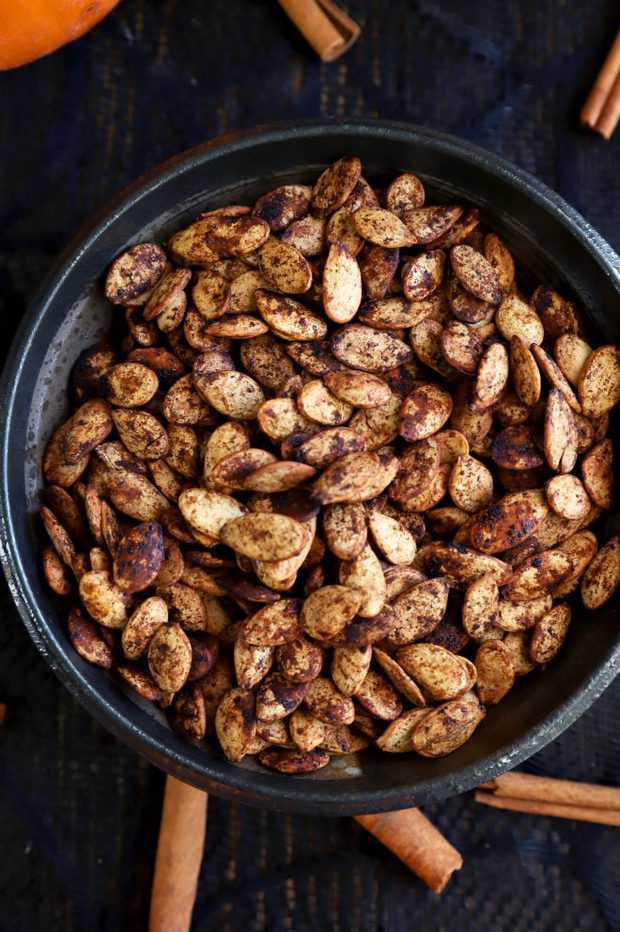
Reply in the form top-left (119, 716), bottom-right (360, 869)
top-left (1, 2), bottom-right (619, 930)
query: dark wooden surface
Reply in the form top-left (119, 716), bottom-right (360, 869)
top-left (1, 2), bottom-right (619, 930)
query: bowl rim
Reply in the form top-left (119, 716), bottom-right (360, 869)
top-left (1, 118), bottom-right (619, 814)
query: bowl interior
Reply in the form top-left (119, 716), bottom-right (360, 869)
top-left (3, 122), bottom-right (620, 813)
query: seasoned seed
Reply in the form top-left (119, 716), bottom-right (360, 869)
top-left (451, 245), bottom-right (501, 305)
top-left (581, 536), bottom-right (620, 609)
top-left (475, 640), bottom-right (514, 704)
top-left (105, 243), bottom-right (166, 304)
top-left (68, 607), bottom-right (114, 668)
top-left (216, 687), bottom-right (256, 761)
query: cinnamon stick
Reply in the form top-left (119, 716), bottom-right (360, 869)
top-left (354, 808), bottom-right (463, 893)
top-left (580, 29), bottom-right (620, 135)
top-left (277, 0), bottom-right (361, 62)
top-left (475, 791), bottom-right (620, 828)
top-left (594, 71), bottom-right (620, 140)
top-left (479, 771), bottom-right (620, 811)
top-left (149, 776), bottom-right (208, 932)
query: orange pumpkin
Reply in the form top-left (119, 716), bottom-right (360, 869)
top-left (0, 0), bottom-right (121, 70)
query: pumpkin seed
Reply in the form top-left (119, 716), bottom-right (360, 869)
top-left (475, 640), bottom-right (514, 704)
top-left (581, 536), bottom-right (620, 609)
top-left (68, 607), bottom-right (114, 668)
top-left (530, 603), bottom-right (571, 663)
top-left (105, 243), bottom-right (166, 304)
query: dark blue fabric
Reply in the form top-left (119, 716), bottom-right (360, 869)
top-left (0, 2), bottom-right (619, 929)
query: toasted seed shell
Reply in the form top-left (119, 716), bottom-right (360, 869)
top-left (359, 295), bottom-right (431, 330)
top-left (544, 388), bottom-right (577, 473)
top-left (554, 333), bottom-right (592, 386)
top-left (255, 673), bottom-right (310, 722)
top-left (470, 342), bottom-right (509, 413)
top-left (451, 245), bottom-right (501, 304)
top-left (411, 698), bottom-right (485, 757)
top-left (367, 510), bottom-right (417, 565)
top-left (581, 536), bottom-right (620, 609)
top-left (113, 521), bottom-right (165, 593)
top-left (402, 250), bottom-right (446, 301)
top-left (105, 243), bottom-right (166, 304)
top-left (496, 293), bottom-right (544, 346)
top-left (502, 632), bottom-right (537, 676)
top-left (331, 645), bottom-right (373, 696)
top-left (389, 577), bottom-right (450, 646)
top-left (258, 746), bottom-right (330, 773)
top-left (301, 585), bottom-right (363, 640)
top-left (220, 513), bottom-right (306, 561)
top-left (338, 544), bottom-right (386, 617)
top-left (492, 426), bottom-right (544, 471)
top-left (475, 640), bottom-right (514, 704)
top-left (530, 603), bottom-right (571, 663)
top-left (243, 460), bottom-right (316, 493)
top-left (483, 233), bottom-right (514, 294)
top-left (311, 451), bottom-right (384, 505)
top-left (470, 489), bottom-right (548, 553)
top-left (111, 408), bottom-right (169, 460)
top-left (179, 488), bottom-right (247, 540)
top-left (510, 336), bottom-right (541, 407)
top-left (324, 370), bottom-right (391, 410)
top-left (203, 421), bottom-right (250, 485)
top-left (243, 599), bottom-right (301, 647)
top-left (62, 399), bottom-right (113, 464)
top-left (402, 205), bottom-right (464, 244)
top-left (331, 324), bottom-right (412, 372)
top-left (281, 214), bottom-right (326, 256)
top-left (582, 451), bottom-right (614, 510)
top-left (312, 157), bottom-right (362, 216)
top-left (294, 427), bottom-right (365, 470)
top-left (439, 320), bottom-right (481, 374)
top-left (502, 550), bottom-right (574, 602)
top-left (400, 383), bottom-right (453, 442)
top-left (100, 362), bottom-right (159, 408)
top-left (553, 531), bottom-right (598, 597)
top-left (396, 644), bottom-right (471, 701)
top-left (449, 455), bottom-right (493, 513)
top-left (531, 344), bottom-right (581, 413)
top-left (353, 207), bottom-right (415, 248)
top-left (372, 648), bottom-right (426, 706)
top-left (577, 345), bottom-right (620, 418)
top-left (67, 607), bottom-right (114, 668)
top-left (121, 596), bottom-right (168, 659)
top-left (376, 709), bottom-right (430, 752)
top-left (297, 379), bottom-right (353, 426)
top-left (256, 289), bottom-right (328, 341)
top-left (497, 594), bottom-right (552, 632)
top-left (422, 541), bottom-right (512, 587)
top-left (462, 573), bottom-right (500, 641)
top-left (386, 172), bottom-right (425, 212)
top-left (277, 636), bottom-right (323, 684)
top-left (289, 709), bottom-right (326, 751)
top-left (215, 687), bottom-right (256, 762)
top-left (321, 243), bottom-right (362, 323)
top-left (354, 670), bottom-right (403, 720)
top-left (322, 503), bottom-right (368, 560)
top-left (253, 184), bottom-right (311, 231)
top-left (201, 371), bottom-right (265, 420)
top-left (258, 237), bottom-right (312, 294)
top-left (410, 319), bottom-right (454, 379)
top-left (78, 569), bottom-right (132, 628)
top-left (305, 677), bottom-right (355, 725)
top-left (191, 269), bottom-right (231, 319)
top-left (389, 437), bottom-right (439, 504)
top-left (162, 374), bottom-right (210, 426)
top-left (42, 545), bottom-right (73, 594)
top-left (546, 475), bottom-right (591, 520)
top-left (234, 639), bottom-right (274, 689)
top-left (146, 622), bottom-right (192, 692)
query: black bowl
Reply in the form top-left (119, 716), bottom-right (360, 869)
top-left (1, 120), bottom-right (619, 814)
